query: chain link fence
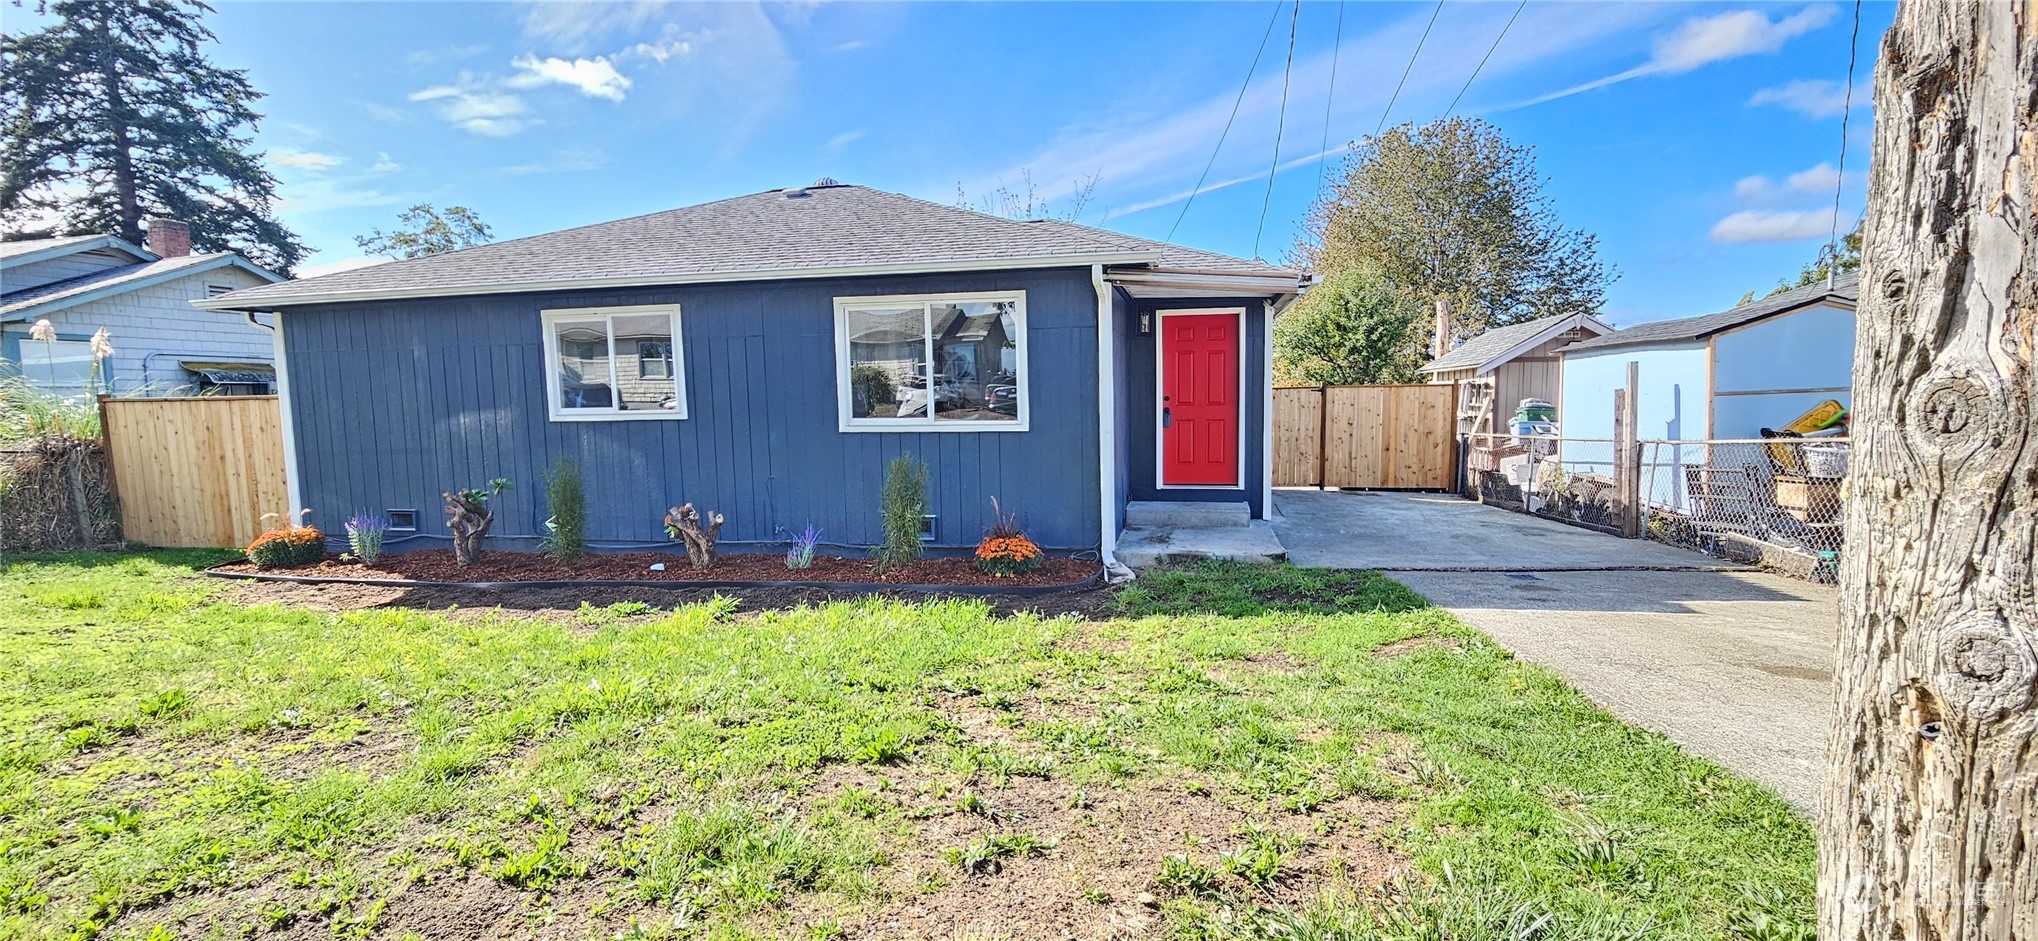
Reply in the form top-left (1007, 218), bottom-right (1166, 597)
top-left (1459, 433), bottom-right (1849, 582)
top-left (1637, 437), bottom-right (1848, 582)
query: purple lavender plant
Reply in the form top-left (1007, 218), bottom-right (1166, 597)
top-left (785, 523), bottom-right (822, 570)
top-left (345, 511), bottom-right (389, 565)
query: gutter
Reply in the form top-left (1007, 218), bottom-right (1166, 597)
top-left (196, 250), bottom-right (1165, 311)
top-left (1092, 263), bottom-right (1134, 583)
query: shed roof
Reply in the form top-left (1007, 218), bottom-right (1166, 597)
top-left (1418, 312), bottom-right (1612, 375)
top-left (201, 184), bottom-right (1301, 310)
top-left (1563, 271), bottom-right (1859, 354)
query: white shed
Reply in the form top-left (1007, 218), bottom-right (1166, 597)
top-left (1558, 272), bottom-right (1858, 442)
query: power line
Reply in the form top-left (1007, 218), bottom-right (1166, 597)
top-left (1314, 0), bottom-right (1346, 196)
top-left (1254, 0), bottom-right (1301, 260)
top-left (1375, 0), bottom-right (1445, 136)
top-left (1826, 0), bottom-right (1863, 287)
top-left (1169, 2), bottom-right (1284, 243)
top-left (1441, 0), bottom-right (1526, 119)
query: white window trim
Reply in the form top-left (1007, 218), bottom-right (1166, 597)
top-left (1154, 306), bottom-right (1247, 489)
top-left (833, 289), bottom-right (1030, 433)
top-left (540, 304), bottom-right (689, 422)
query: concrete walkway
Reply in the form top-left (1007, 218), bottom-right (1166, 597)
top-left (1272, 490), bottom-right (1836, 809)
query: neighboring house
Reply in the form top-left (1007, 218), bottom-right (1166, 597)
top-left (197, 183), bottom-right (1306, 563)
top-left (0, 220), bottom-right (284, 396)
top-left (1419, 311), bottom-right (1613, 435)
top-left (1558, 272), bottom-right (1858, 443)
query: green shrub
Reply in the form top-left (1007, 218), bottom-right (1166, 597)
top-left (541, 458), bottom-right (586, 563)
top-left (872, 454), bottom-right (926, 571)
top-left (246, 527), bottom-right (325, 568)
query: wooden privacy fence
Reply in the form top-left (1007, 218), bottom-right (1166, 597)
top-left (1273, 384), bottom-right (1456, 489)
top-left (101, 395), bottom-right (288, 548)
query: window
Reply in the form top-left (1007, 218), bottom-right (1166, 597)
top-left (386, 509), bottom-right (418, 531)
top-left (17, 338), bottom-right (94, 392)
top-left (834, 291), bottom-right (1026, 432)
top-left (540, 305), bottom-right (687, 421)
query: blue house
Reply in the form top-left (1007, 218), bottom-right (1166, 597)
top-left (198, 183), bottom-right (1305, 569)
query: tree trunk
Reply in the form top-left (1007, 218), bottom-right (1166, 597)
top-left (94, 21), bottom-right (141, 244)
top-left (663, 503), bottom-right (724, 568)
top-left (442, 491), bottom-right (493, 566)
top-left (1821, 3), bottom-right (2038, 939)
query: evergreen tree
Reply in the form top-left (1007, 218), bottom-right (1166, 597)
top-left (0, 0), bottom-right (305, 273)
top-left (1273, 267), bottom-right (1425, 386)
top-left (1299, 117), bottom-right (1612, 341)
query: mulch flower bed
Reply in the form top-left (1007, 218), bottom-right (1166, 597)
top-left (213, 549), bottom-right (1100, 588)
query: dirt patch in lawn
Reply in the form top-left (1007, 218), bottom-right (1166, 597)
top-left (1372, 636), bottom-right (1464, 659)
top-left (227, 579), bottom-right (1123, 622)
top-left (801, 767), bottom-right (1406, 940)
top-left (216, 549), bottom-right (1099, 589)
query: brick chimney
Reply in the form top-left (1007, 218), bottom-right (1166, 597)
top-left (1433, 298), bottom-right (1454, 358)
top-left (144, 218), bottom-right (192, 258)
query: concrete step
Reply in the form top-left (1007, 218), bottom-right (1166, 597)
top-left (1124, 500), bottom-right (1251, 529)
top-left (1117, 520), bottom-right (1288, 569)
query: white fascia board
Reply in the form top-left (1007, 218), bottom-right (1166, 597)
top-left (192, 251), bottom-right (1165, 311)
top-left (1105, 270), bottom-right (1302, 297)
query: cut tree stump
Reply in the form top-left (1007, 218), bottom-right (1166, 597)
top-left (664, 503), bottom-right (724, 568)
top-left (443, 491), bottom-right (494, 565)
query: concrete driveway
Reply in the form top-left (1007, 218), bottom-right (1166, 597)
top-left (1272, 490), bottom-right (1836, 810)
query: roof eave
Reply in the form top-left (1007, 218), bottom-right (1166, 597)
top-left (196, 250), bottom-right (1167, 310)
top-left (1104, 268), bottom-right (1306, 299)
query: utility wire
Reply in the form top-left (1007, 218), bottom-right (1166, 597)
top-left (1254, 0), bottom-right (1301, 259)
top-left (1826, 0), bottom-right (1863, 288)
top-left (1375, 0), bottom-right (1445, 136)
top-left (1314, 0), bottom-right (1347, 196)
top-left (1441, 0), bottom-right (1526, 119)
top-left (1169, 2), bottom-right (1284, 243)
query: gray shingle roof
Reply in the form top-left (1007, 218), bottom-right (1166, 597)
top-left (1, 253), bottom-right (265, 320)
top-left (1022, 219), bottom-right (1295, 275)
top-left (0, 234), bottom-right (104, 260)
top-left (209, 184), bottom-right (1291, 309)
top-left (1419, 313), bottom-right (1610, 374)
top-left (1564, 271), bottom-right (1860, 354)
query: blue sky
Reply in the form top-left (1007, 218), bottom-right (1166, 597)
top-left (31, 1), bottom-right (1893, 326)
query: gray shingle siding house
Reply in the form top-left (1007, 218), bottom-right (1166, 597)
top-left (200, 184), bottom-right (1305, 563)
top-left (2, 224), bottom-right (283, 395)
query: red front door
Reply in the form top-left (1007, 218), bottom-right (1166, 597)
top-left (1160, 312), bottom-right (1240, 486)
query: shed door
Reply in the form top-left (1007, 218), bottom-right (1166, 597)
top-left (1160, 312), bottom-right (1241, 487)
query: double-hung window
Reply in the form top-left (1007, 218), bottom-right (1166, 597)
top-left (540, 304), bottom-right (687, 421)
top-left (834, 290), bottom-right (1027, 432)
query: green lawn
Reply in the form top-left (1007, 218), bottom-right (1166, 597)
top-left (0, 552), bottom-right (1812, 941)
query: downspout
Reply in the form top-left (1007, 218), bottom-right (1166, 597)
top-left (1265, 287), bottom-right (1304, 521)
top-left (1092, 264), bottom-right (1133, 582)
top-left (242, 309), bottom-right (303, 519)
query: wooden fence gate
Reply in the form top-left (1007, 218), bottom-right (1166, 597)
top-left (101, 395), bottom-right (288, 548)
top-left (1272, 384), bottom-right (1456, 489)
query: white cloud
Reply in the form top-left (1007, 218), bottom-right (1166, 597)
top-left (369, 152), bottom-right (402, 173)
top-left (1709, 209), bottom-right (1837, 243)
top-left (628, 34), bottom-right (694, 63)
top-left (1732, 162), bottom-right (1859, 201)
top-left (837, 39), bottom-right (866, 52)
top-left (360, 101), bottom-right (409, 123)
top-left (296, 255), bottom-right (392, 279)
top-left (825, 129), bottom-right (865, 152)
top-left (501, 146), bottom-right (607, 175)
top-left (507, 54), bottom-right (632, 101)
top-left (520, 1), bottom-right (668, 52)
top-left (1750, 78), bottom-right (1854, 118)
top-left (409, 83), bottom-right (531, 137)
top-left (269, 148), bottom-right (343, 170)
top-left (1509, 6), bottom-right (1836, 109)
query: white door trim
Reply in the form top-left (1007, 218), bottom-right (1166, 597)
top-left (1153, 306), bottom-right (1247, 490)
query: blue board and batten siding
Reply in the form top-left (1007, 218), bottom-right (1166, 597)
top-left (281, 267), bottom-right (1102, 552)
top-left (1120, 296), bottom-right (1268, 517)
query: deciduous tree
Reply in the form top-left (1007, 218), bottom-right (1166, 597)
top-left (1273, 267), bottom-right (1423, 385)
top-left (1822, 3), bottom-right (2036, 938)
top-left (1299, 117), bottom-right (1612, 341)
top-left (0, 0), bottom-right (305, 273)
top-left (354, 204), bottom-right (494, 259)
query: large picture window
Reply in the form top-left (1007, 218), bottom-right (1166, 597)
top-left (540, 305), bottom-right (687, 421)
top-left (834, 291), bottom-right (1027, 432)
